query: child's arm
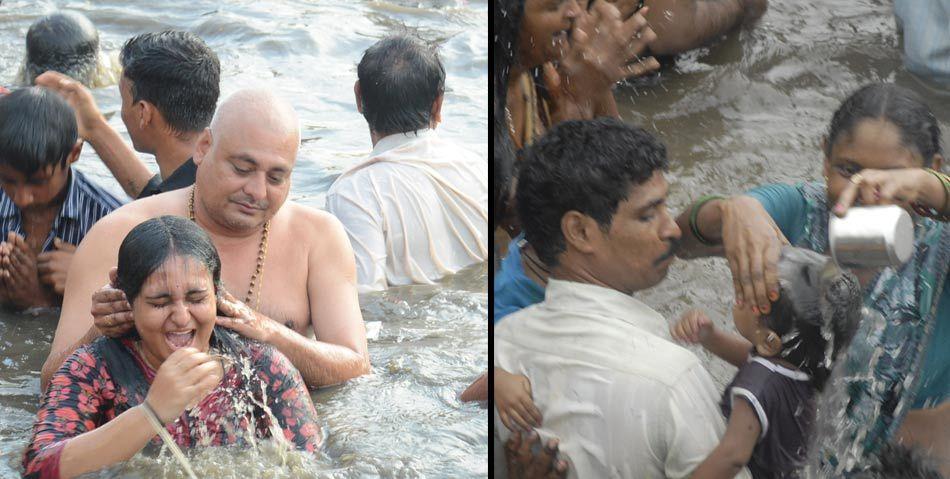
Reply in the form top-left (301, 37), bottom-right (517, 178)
top-left (494, 367), bottom-right (543, 432)
top-left (671, 309), bottom-right (752, 368)
top-left (689, 399), bottom-right (761, 478)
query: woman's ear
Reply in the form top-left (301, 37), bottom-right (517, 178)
top-left (754, 328), bottom-right (783, 357)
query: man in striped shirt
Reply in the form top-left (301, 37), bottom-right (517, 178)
top-left (0, 87), bottom-right (123, 311)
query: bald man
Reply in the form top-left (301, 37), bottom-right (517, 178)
top-left (40, 89), bottom-right (370, 391)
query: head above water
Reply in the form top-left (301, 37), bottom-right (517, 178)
top-left (823, 83), bottom-right (944, 207)
top-left (193, 88), bottom-right (300, 233)
top-left (511, 0), bottom-right (579, 70)
top-left (517, 118), bottom-right (680, 294)
top-left (732, 247), bottom-right (863, 390)
top-left (115, 216), bottom-right (221, 363)
top-left (25, 11), bottom-right (100, 85)
top-left (356, 35), bottom-right (445, 137)
top-left (0, 87), bottom-right (81, 211)
top-left (119, 30), bottom-right (220, 151)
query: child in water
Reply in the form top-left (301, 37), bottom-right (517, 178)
top-left (672, 246), bottom-right (863, 478)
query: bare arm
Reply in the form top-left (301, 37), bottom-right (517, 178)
top-left (57, 406), bottom-right (156, 478)
top-left (35, 71), bottom-right (152, 198)
top-left (702, 328), bottom-right (752, 368)
top-left (690, 398), bottom-right (759, 478)
top-left (643, 0), bottom-right (765, 56)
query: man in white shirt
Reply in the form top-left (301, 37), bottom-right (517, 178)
top-left (494, 118), bottom-right (749, 479)
top-left (326, 35), bottom-right (488, 292)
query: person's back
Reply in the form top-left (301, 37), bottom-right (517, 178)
top-left (327, 35), bottom-right (487, 291)
top-left (495, 280), bottom-right (729, 478)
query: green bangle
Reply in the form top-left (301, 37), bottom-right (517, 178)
top-left (924, 168), bottom-right (950, 221)
top-left (689, 195), bottom-right (726, 246)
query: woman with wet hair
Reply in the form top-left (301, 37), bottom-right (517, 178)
top-left (23, 216), bottom-right (321, 479)
top-left (679, 83), bottom-right (950, 470)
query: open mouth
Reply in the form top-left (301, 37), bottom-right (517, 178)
top-left (552, 29), bottom-right (569, 45)
top-left (165, 330), bottom-right (196, 350)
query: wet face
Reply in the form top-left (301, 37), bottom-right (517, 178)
top-left (194, 124), bottom-right (296, 232)
top-left (589, 171), bottom-right (682, 293)
top-left (824, 118), bottom-right (921, 207)
top-left (133, 255), bottom-right (216, 367)
top-left (119, 75), bottom-right (148, 153)
top-left (0, 162), bottom-right (70, 213)
top-left (518, 0), bottom-right (580, 68)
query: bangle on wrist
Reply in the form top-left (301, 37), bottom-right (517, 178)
top-left (690, 195), bottom-right (726, 246)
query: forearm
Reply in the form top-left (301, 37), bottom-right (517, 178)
top-left (645, 0), bottom-right (746, 56)
top-left (689, 443), bottom-right (747, 479)
top-left (41, 326), bottom-right (100, 392)
top-left (675, 198), bottom-right (726, 258)
top-left (266, 321), bottom-right (370, 388)
top-left (917, 168), bottom-right (950, 213)
top-left (702, 329), bottom-right (751, 368)
top-left (86, 120), bottom-right (152, 198)
top-left (57, 405), bottom-right (155, 479)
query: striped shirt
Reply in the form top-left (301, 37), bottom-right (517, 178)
top-left (0, 169), bottom-right (124, 252)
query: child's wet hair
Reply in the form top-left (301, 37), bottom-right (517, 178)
top-left (825, 83), bottom-right (941, 166)
top-left (759, 247), bottom-right (863, 391)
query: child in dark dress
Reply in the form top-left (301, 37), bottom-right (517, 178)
top-left (672, 246), bottom-right (863, 478)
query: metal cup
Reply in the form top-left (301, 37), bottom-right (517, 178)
top-left (828, 205), bottom-right (914, 269)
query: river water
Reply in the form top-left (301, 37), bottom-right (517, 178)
top-left (0, 0), bottom-right (487, 477)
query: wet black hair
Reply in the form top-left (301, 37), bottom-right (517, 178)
top-left (0, 87), bottom-right (78, 177)
top-left (120, 31), bottom-right (220, 135)
top-left (26, 11), bottom-right (100, 85)
top-left (516, 118), bottom-right (669, 267)
top-left (115, 215), bottom-right (221, 302)
top-left (825, 83), bottom-right (941, 166)
top-left (760, 248), bottom-right (863, 391)
top-left (492, 0), bottom-right (524, 231)
top-left (357, 35), bottom-right (445, 136)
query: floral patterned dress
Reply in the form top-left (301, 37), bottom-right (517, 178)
top-left (23, 329), bottom-right (321, 478)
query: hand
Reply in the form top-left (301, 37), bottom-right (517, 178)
top-left (720, 196), bottom-right (788, 315)
top-left (505, 430), bottom-right (569, 479)
top-left (37, 238), bottom-right (77, 295)
top-left (495, 367), bottom-right (542, 432)
top-left (459, 372), bottom-right (488, 402)
top-left (671, 309), bottom-right (715, 344)
top-left (833, 168), bottom-right (941, 217)
top-left (545, 2), bottom-right (659, 121)
top-left (0, 232), bottom-right (53, 309)
top-left (92, 267), bottom-right (134, 338)
top-left (144, 347), bottom-right (223, 423)
top-left (34, 71), bottom-right (107, 140)
top-left (215, 289), bottom-right (274, 342)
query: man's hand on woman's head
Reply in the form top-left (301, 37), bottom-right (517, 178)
top-left (92, 267), bottom-right (134, 337)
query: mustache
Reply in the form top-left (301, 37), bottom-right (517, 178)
top-left (230, 194), bottom-right (269, 210)
top-left (654, 238), bottom-right (681, 266)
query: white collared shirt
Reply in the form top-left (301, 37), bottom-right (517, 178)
top-left (326, 129), bottom-right (488, 292)
top-left (494, 279), bottom-right (750, 479)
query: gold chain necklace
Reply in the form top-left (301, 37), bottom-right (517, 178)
top-left (188, 186), bottom-right (269, 310)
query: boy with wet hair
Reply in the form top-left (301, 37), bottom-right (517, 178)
top-left (672, 246), bottom-right (863, 478)
top-left (0, 87), bottom-right (122, 311)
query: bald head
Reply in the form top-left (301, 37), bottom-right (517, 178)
top-left (210, 88), bottom-right (300, 145)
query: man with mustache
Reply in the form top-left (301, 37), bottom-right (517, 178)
top-left (40, 88), bottom-right (370, 391)
top-left (494, 118), bottom-right (749, 478)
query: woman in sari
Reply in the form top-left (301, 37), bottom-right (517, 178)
top-left (23, 216), bottom-right (321, 478)
top-left (678, 83), bottom-right (950, 471)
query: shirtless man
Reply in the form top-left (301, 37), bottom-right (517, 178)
top-left (40, 88), bottom-right (370, 390)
